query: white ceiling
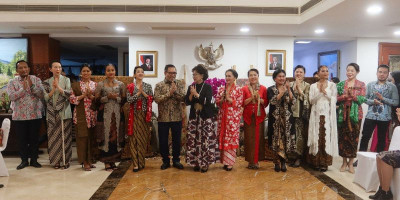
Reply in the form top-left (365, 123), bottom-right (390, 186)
top-left (0, 0), bottom-right (399, 40)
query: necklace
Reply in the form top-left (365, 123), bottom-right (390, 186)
top-left (197, 82), bottom-right (205, 96)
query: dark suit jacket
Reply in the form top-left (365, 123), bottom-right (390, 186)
top-left (141, 64), bottom-right (153, 71)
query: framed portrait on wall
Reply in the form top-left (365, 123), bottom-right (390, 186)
top-left (389, 55), bottom-right (400, 71)
top-left (266, 50), bottom-right (286, 76)
top-left (318, 50), bottom-right (340, 79)
top-left (136, 51), bottom-right (158, 77)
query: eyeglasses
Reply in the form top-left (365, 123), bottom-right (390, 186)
top-left (167, 72), bottom-right (177, 75)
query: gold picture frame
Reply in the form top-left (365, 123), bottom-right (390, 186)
top-left (266, 50), bottom-right (286, 76)
top-left (136, 51), bottom-right (158, 77)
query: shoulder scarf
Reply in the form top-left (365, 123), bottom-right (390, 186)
top-left (126, 83), bottom-right (153, 136)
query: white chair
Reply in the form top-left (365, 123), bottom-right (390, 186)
top-left (353, 126), bottom-right (400, 199)
top-left (389, 128), bottom-right (400, 200)
top-left (0, 118), bottom-right (10, 177)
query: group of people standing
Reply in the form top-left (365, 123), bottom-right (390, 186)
top-left (6, 60), bottom-right (400, 198)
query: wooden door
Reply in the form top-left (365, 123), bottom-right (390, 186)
top-left (379, 42), bottom-right (400, 71)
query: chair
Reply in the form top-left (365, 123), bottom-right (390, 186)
top-left (389, 128), bottom-right (400, 200)
top-left (0, 118), bottom-right (10, 177)
top-left (353, 126), bottom-right (400, 199)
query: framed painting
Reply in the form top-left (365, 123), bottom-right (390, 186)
top-left (266, 50), bottom-right (286, 76)
top-left (136, 51), bottom-right (158, 77)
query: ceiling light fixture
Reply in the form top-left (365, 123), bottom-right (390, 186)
top-left (115, 26), bottom-right (126, 32)
top-left (394, 31), bottom-right (400, 36)
top-left (367, 5), bottom-right (383, 15)
top-left (296, 41), bottom-right (312, 44)
top-left (314, 29), bottom-right (325, 34)
top-left (240, 27), bottom-right (250, 32)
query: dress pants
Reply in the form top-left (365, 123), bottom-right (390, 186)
top-left (359, 118), bottom-right (390, 153)
top-left (158, 121), bottom-right (182, 164)
top-left (14, 119), bottom-right (41, 161)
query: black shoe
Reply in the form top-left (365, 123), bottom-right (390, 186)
top-left (378, 190), bottom-right (393, 200)
top-left (30, 160), bottom-right (42, 168)
top-left (274, 164), bottom-right (280, 172)
top-left (17, 161), bottom-right (29, 170)
top-left (193, 166), bottom-right (200, 172)
top-left (160, 163), bottom-right (171, 170)
top-left (223, 165), bottom-right (228, 170)
top-left (173, 162), bottom-right (184, 169)
top-left (133, 168), bottom-right (139, 172)
top-left (369, 186), bottom-right (382, 199)
top-left (226, 166), bottom-right (233, 171)
top-left (353, 160), bottom-right (358, 167)
top-left (320, 167), bottom-right (328, 172)
top-left (0, 184), bottom-right (3, 188)
top-left (201, 167), bottom-right (208, 173)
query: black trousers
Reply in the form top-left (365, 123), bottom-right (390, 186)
top-left (158, 121), bottom-right (182, 164)
top-left (359, 118), bottom-right (390, 153)
top-left (14, 119), bottom-right (41, 161)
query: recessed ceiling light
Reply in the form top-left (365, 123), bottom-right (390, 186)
top-left (296, 41), bottom-right (312, 44)
top-left (394, 31), bottom-right (400, 36)
top-left (367, 5), bottom-right (383, 15)
top-left (314, 29), bottom-right (325, 34)
top-left (115, 26), bottom-right (126, 32)
top-left (240, 27), bottom-right (250, 32)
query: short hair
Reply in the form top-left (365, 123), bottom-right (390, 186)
top-left (294, 65), bottom-right (306, 73)
top-left (164, 64), bottom-right (176, 72)
top-left (50, 60), bottom-right (61, 68)
top-left (347, 63), bottom-right (360, 72)
top-left (226, 69), bottom-right (238, 79)
top-left (247, 69), bottom-right (259, 77)
top-left (133, 66), bottom-right (144, 75)
top-left (192, 64), bottom-right (209, 80)
top-left (16, 60), bottom-right (29, 69)
top-left (272, 68), bottom-right (286, 80)
top-left (318, 65), bottom-right (328, 72)
top-left (331, 77), bottom-right (340, 84)
top-left (80, 63), bottom-right (92, 72)
top-left (313, 71), bottom-right (318, 76)
top-left (378, 64), bottom-right (389, 72)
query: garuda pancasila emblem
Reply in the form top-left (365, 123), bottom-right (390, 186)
top-left (198, 43), bottom-right (224, 70)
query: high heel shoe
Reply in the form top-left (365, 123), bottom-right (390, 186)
top-left (223, 165), bottom-right (228, 170)
top-left (63, 163), bottom-right (70, 169)
top-left (110, 163), bottom-right (118, 170)
top-left (82, 164), bottom-right (91, 171)
top-left (193, 166), bottom-right (200, 172)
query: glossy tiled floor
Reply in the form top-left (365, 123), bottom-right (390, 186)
top-left (108, 157), bottom-right (349, 200)
top-left (0, 148), bottom-right (112, 200)
top-left (0, 147), bottom-right (373, 200)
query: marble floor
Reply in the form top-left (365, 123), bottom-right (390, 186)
top-left (0, 148), bottom-right (374, 200)
top-left (107, 157), bottom-right (369, 200)
top-left (0, 147), bottom-right (113, 200)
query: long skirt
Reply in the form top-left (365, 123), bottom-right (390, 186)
top-left (377, 150), bottom-right (400, 168)
top-left (76, 126), bottom-right (94, 164)
top-left (244, 115), bottom-right (265, 165)
top-left (338, 107), bottom-right (361, 158)
top-left (186, 116), bottom-right (219, 168)
top-left (306, 116), bottom-right (332, 168)
top-left (47, 117), bottom-right (72, 166)
top-left (99, 112), bottom-right (121, 163)
top-left (128, 110), bottom-right (151, 169)
top-left (293, 117), bottom-right (308, 159)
